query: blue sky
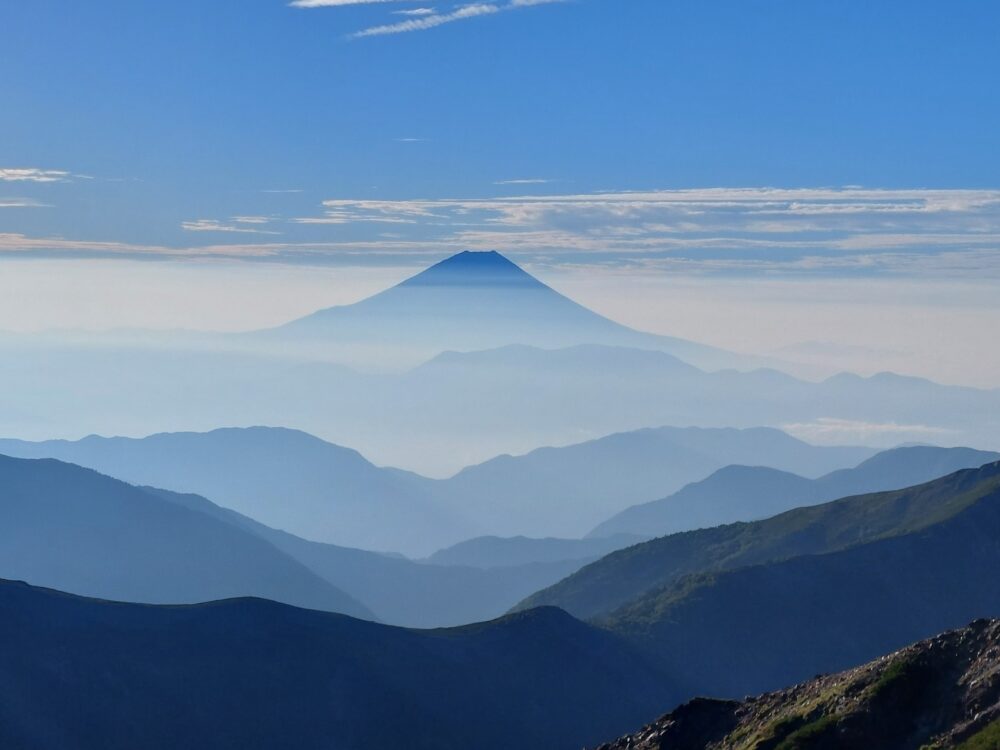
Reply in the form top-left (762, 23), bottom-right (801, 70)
top-left (2, 1), bottom-right (1000, 385)
top-left (3, 0), bottom-right (1000, 261)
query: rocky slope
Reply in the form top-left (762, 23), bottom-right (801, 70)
top-left (595, 619), bottom-right (1000, 750)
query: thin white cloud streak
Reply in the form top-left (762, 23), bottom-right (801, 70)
top-left (0, 232), bottom-right (453, 258)
top-left (0, 168), bottom-right (72, 183)
top-left (495, 178), bottom-right (554, 185)
top-left (353, 3), bottom-right (500, 37)
top-left (0, 198), bottom-right (50, 208)
top-left (181, 219), bottom-right (280, 235)
top-left (231, 216), bottom-right (273, 224)
top-left (394, 7), bottom-right (436, 15)
top-left (347, 0), bottom-right (564, 38)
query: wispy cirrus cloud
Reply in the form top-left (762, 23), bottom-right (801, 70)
top-left (290, 0), bottom-right (565, 38)
top-left (181, 218), bottom-right (281, 235)
top-left (282, 187), bottom-right (1000, 276)
top-left (352, 3), bottom-right (500, 37)
top-left (7, 187), bottom-right (1000, 279)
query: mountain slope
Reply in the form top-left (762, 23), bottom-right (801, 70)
top-left (424, 533), bottom-right (646, 568)
top-left (518, 460), bottom-right (1000, 619)
top-left (599, 462), bottom-right (1000, 698)
top-left (591, 445), bottom-right (1000, 538)
top-left (596, 619), bottom-right (1000, 750)
top-left (0, 580), bottom-right (676, 750)
top-left (0, 454), bottom-right (372, 618)
top-left (0, 426), bottom-right (470, 556)
top-left (434, 425), bottom-right (874, 539)
top-left (147, 487), bottom-right (600, 628)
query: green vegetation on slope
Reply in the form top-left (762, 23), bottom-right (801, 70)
top-left (518, 461), bottom-right (1000, 620)
top-left (596, 620), bottom-right (1000, 750)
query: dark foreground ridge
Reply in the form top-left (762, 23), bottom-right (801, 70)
top-left (0, 579), bottom-right (675, 750)
top-left (595, 618), bottom-right (1000, 750)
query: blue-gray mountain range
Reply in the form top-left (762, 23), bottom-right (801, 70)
top-left (591, 445), bottom-right (1000, 538)
top-left (0, 425), bottom-right (875, 553)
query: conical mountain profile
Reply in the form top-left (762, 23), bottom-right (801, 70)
top-left (263, 251), bottom-right (745, 370)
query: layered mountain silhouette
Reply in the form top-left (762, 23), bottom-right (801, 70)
top-left (147, 486), bottom-right (603, 627)
top-left (0, 427), bottom-right (469, 556)
top-left (0, 425), bottom-right (874, 549)
top-left (0, 580), bottom-right (676, 750)
top-left (0, 441), bottom-right (608, 626)
top-left (518, 462), bottom-right (1000, 702)
top-left (591, 445), bottom-right (1000, 538)
top-left (0, 454), bottom-right (372, 618)
top-left (265, 251), bottom-right (746, 371)
top-left (519, 460), bottom-right (1000, 621)
top-left (597, 619), bottom-right (1000, 750)
top-left (431, 426), bottom-right (875, 538)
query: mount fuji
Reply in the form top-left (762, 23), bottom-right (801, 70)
top-left (259, 251), bottom-right (750, 371)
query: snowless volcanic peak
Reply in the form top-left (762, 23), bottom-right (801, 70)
top-left (398, 251), bottom-right (548, 290)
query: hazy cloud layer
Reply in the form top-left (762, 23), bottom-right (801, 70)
top-left (5, 187), bottom-right (1000, 279)
top-left (781, 417), bottom-right (957, 446)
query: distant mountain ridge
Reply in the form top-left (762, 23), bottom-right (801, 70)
top-left (433, 425), bottom-right (875, 538)
top-left (0, 425), bottom-right (874, 549)
top-left (591, 445), bottom-right (1000, 538)
top-left (0, 426), bottom-right (469, 556)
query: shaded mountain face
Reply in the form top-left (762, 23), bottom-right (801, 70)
top-left (591, 445), bottom-right (1000, 538)
top-left (0, 454), bottom-right (371, 619)
top-left (518, 460), bottom-right (1000, 621)
top-left (0, 580), bottom-right (677, 750)
top-left (0, 427), bottom-right (470, 556)
top-left (596, 619), bottom-right (1000, 750)
top-left (266, 251), bottom-right (742, 371)
top-left (598, 463), bottom-right (1000, 699)
top-left (147, 487), bottom-right (600, 628)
